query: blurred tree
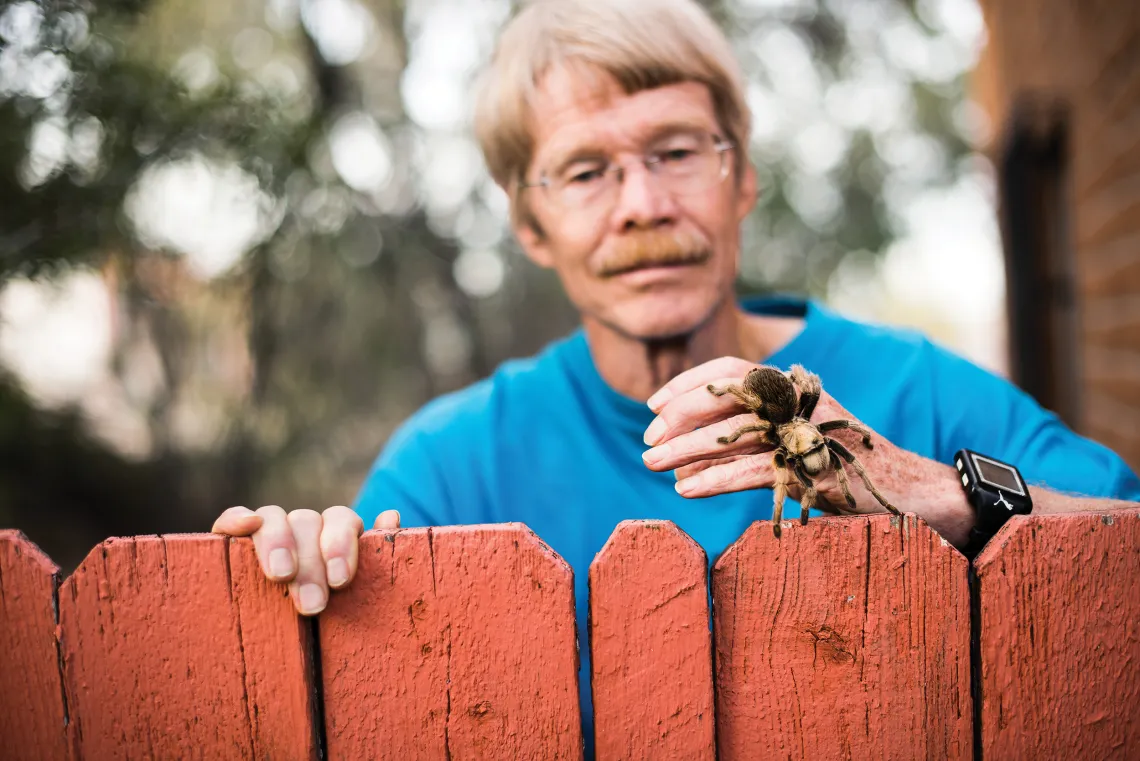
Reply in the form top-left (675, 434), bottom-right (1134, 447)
top-left (0, 0), bottom-right (977, 572)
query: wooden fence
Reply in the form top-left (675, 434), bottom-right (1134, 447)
top-left (1, 509), bottom-right (1138, 760)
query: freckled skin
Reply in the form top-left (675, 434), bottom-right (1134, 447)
top-left (708, 364), bottom-right (900, 537)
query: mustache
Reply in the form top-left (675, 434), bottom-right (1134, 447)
top-left (595, 230), bottom-right (713, 278)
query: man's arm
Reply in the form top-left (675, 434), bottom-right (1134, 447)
top-left (641, 357), bottom-right (1140, 549)
top-left (887, 454), bottom-right (1137, 547)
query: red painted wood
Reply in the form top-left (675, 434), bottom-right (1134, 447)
top-left (319, 524), bottom-right (583, 760)
top-left (589, 520), bottom-right (715, 760)
top-left (974, 507), bottom-right (1140, 759)
top-left (0, 530), bottom-right (72, 761)
top-left (320, 528), bottom-right (448, 759)
top-left (57, 534), bottom-right (318, 760)
top-left (227, 537), bottom-right (322, 758)
top-left (712, 514), bottom-right (972, 760)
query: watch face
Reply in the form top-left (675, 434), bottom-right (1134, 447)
top-left (971, 453), bottom-right (1026, 496)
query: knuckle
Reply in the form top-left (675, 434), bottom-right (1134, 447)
top-left (730, 357), bottom-right (755, 375)
top-left (287, 508), bottom-right (323, 529)
top-left (320, 522), bottom-right (359, 556)
top-left (255, 505), bottom-right (287, 520)
top-left (324, 505), bottom-right (365, 530)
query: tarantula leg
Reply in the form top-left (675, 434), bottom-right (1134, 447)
top-left (817, 419), bottom-right (874, 448)
top-left (772, 451), bottom-right (790, 538)
top-left (706, 383), bottom-right (765, 412)
top-left (717, 421), bottom-right (772, 445)
top-left (793, 463), bottom-right (817, 525)
top-left (789, 364), bottom-right (822, 419)
top-left (830, 450), bottom-right (857, 510)
top-left (826, 439), bottom-right (901, 516)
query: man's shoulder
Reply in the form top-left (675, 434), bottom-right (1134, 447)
top-left (806, 303), bottom-right (935, 374)
top-left (803, 303), bottom-right (1014, 413)
top-left (814, 304), bottom-right (928, 351)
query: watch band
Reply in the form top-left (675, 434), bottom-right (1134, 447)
top-left (961, 526), bottom-right (993, 561)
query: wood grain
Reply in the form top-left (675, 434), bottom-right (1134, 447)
top-left (712, 514), bottom-right (972, 760)
top-left (974, 507), bottom-right (1140, 759)
top-left (319, 524), bottom-right (583, 760)
top-left (319, 528), bottom-right (448, 759)
top-left (589, 520), bottom-right (715, 760)
top-left (0, 530), bottom-right (72, 761)
top-left (57, 534), bottom-right (318, 760)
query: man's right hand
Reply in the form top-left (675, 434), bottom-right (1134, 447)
top-left (211, 505), bottom-right (402, 615)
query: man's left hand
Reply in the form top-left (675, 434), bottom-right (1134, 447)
top-left (641, 357), bottom-right (938, 518)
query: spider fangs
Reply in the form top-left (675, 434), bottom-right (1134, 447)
top-left (707, 364), bottom-right (901, 537)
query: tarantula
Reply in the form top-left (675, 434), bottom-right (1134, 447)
top-left (708, 364), bottom-right (900, 537)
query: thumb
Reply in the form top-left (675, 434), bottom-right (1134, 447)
top-left (373, 509), bottom-right (401, 530)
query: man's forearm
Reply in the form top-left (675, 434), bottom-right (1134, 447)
top-left (913, 454), bottom-right (1138, 550)
top-left (1028, 486), bottom-right (1137, 519)
top-left (912, 458), bottom-right (976, 548)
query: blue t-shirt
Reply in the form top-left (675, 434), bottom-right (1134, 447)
top-left (354, 297), bottom-right (1140, 748)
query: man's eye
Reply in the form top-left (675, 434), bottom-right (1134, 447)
top-left (566, 168), bottom-right (605, 185)
top-left (659, 149), bottom-right (696, 163)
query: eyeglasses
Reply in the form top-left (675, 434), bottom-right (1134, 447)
top-left (521, 132), bottom-right (734, 214)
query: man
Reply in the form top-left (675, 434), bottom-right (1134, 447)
top-left (213, 0), bottom-right (1140, 743)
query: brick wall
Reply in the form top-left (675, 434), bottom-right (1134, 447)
top-left (976, 1), bottom-right (1140, 471)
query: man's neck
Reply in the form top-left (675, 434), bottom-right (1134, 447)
top-left (583, 301), bottom-right (806, 402)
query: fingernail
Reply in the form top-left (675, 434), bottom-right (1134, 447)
top-left (299, 584), bottom-right (326, 615)
top-left (642, 443), bottom-right (671, 466)
top-left (269, 548), bottom-right (294, 579)
top-left (647, 389), bottom-right (672, 412)
top-left (675, 477), bottom-right (696, 496)
top-left (327, 558), bottom-right (349, 588)
top-left (644, 416), bottom-right (667, 446)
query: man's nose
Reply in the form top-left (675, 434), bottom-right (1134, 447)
top-left (612, 164), bottom-right (677, 231)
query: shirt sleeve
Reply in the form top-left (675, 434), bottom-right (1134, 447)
top-left (926, 340), bottom-right (1140, 501)
top-left (352, 421), bottom-right (456, 530)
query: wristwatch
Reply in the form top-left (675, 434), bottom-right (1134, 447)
top-left (954, 449), bottom-right (1033, 559)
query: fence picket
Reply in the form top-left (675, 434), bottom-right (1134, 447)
top-left (974, 507), bottom-right (1140, 758)
top-left (0, 530), bottom-right (71, 761)
top-left (712, 514), bottom-right (972, 760)
top-left (589, 520), bottom-right (715, 760)
top-left (319, 528), bottom-right (448, 759)
top-left (318, 524), bottom-right (583, 760)
top-left (57, 534), bottom-right (319, 760)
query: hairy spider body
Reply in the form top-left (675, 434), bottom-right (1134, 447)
top-left (708, 364), bottom-right (900, 537)
top-left (777, 421), bottom-right (829, 475)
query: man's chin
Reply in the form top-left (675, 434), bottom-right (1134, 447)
top-left (602, 296), bottom-right (721, 342)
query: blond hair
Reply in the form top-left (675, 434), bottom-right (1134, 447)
top-left (473, 0), bottom-right (751, 226)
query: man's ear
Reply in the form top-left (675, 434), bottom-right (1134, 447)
top-left (735, 160), bottom-right (759, 223)
top-left (513, 212), bottom-right (555, 269)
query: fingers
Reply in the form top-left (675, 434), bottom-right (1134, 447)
top-left (211, 506), bottom-right (264, 536)
top-left (644, 377), bottom-right (755, 446)
top-left (288, 509), bottom-right (328, 616)
top-left (319, 506), bottom-right (364, 590)
top-left (373, 509), bottom-right (401, 530)
top-left (646, 357), bottom-right (758, 413)
top-left (672, 454), bottom-right (749, 482)
top-left (644, 412), bottom-right (768, 470)
top-left (674, 452), bottom-right (776, 498)
top-left (250, 505), bottom-right (298, 583)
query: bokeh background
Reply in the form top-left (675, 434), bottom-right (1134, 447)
top-left (1, 0), bottom-right (1134, 573)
